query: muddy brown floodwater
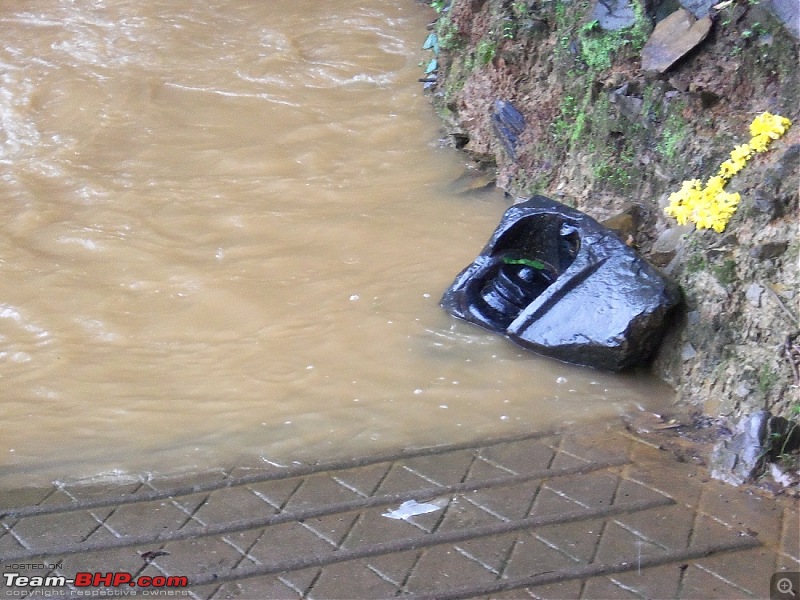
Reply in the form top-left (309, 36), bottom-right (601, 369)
top-left (0, 0), bottom-right (674, 486)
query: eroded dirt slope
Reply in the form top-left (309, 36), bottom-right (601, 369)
top-left (425, 0), bottom-right (799, 422)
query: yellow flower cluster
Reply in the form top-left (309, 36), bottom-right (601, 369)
top-left (665, 112), bottom-right (792, 232)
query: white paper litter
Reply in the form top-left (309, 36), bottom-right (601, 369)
top-left (382, 499), bottom-right (443, 520)
top-left (769, 462), bottom-right (794, 488)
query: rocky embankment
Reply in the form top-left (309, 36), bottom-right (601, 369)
top-left (421, 0), bottom-right (799, 478)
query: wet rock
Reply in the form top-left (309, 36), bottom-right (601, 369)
top-left (592, 0), bottom-right (637, 31)
top-left (491, 100), bottom-right (525, 160)
top-left (641, 9), bottom-right (712, 73)
top-left (440, 196), bottom-right (682, 371)
top-left (749, 241), bottom-right (789, 260)
top-left (710, 410), bottom-right (800, 486)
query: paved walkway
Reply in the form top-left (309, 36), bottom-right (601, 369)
top-left (0, 421), bottom-right (797, 599)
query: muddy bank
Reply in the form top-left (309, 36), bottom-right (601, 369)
top-left (420, 0), bottom-right (799, 425)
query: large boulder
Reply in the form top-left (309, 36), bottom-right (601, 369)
top-left (441, 196), bottom-right (682, 371)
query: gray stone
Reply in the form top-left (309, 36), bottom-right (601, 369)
top-left (680, 342), bottom-right (697, 361)
top-left (745, 283), bottom-right (764, 307)
top-left (592, 0), bottom-right (637, 31)
top-left (601, 203), bottom-right (643, 241)
top-left (641, 9), bottom-right (712, 73)
top-left (765, 0), bottom-right (800, 39)
top-left (752, 190), bottom-right (784, 220)
top-left (678, 0), bottom-right (717, 18)
top-left (650, 226), bottom-right (693, 267)
top-left (448, 168), bottom-right (498, 196)
top-left (610, 87), bottom-right (644, 125)
top-left (734, 383), bottom-right (752, 398)
top-left (651, 0), bottom-right (719, 19)
top-left (749, 241), bottom-right (789, 260)
top-left (668, 74), bottom-right (691, 92)
top-left (651, 0), bottom-right (682, 22)
top-left (710, 410), bottom-right (770, 486)
top-left (440, 196), bottom-right (682, 371)
top-left (751, 144), bottom-right (800, 219)
top-left (710, 411), bottom-right (800, 486)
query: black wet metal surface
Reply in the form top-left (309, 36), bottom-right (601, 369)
top-left (440, 196), bottom-right (681, 371)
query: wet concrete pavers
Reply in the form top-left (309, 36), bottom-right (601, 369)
top-left (0, 424), bottom-right (797, 599)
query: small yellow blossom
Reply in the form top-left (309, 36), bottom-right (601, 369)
top-left (693, 205), bottom-right (717, 231)
top-left (706, 175), bottom-right (726, 193)
top-left (679, 179), bottom-right (703, 195)
top-left (664, 112), bottom-right (791, 232)
top-left (749, 133), bottom-right (771, 153)
top-left (665, 201), bottom-right (692, 225)
top-left (718, 159), bottom-right (744, 178)
top-left (715, 190), bottom-right (740, 211)
top-left (730, 143), bottom-right (752, 163)
top-left (749, 112), bottom-right (791, 139)
top-left (711, 220), bottom-right (726, 233)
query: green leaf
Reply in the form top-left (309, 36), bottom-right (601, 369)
top-left (502, 257), bottom-right (546, 270)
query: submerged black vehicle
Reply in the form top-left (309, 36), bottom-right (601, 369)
top-left (441, 196), bottom-right (681, 371)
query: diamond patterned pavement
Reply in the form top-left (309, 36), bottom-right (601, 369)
top-left (0, 423), bottom-right (797, 599)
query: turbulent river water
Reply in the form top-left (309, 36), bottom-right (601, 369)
top-left (0, 0), bottom-right (673, 486)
